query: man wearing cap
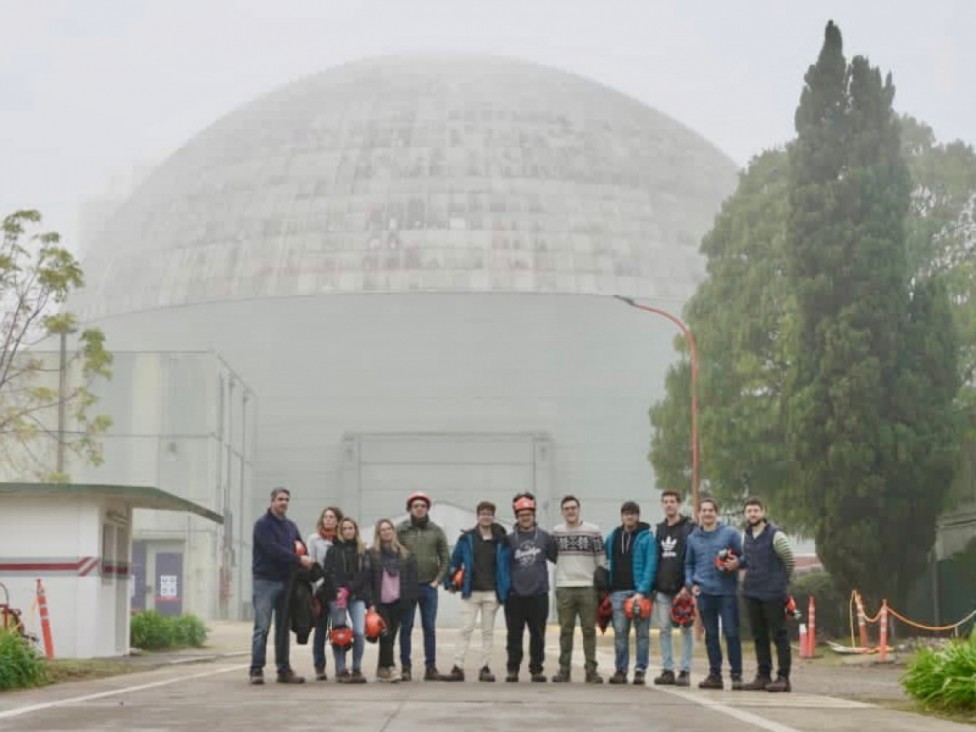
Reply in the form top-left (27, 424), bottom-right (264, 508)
top-left (249, 486), bottom-right (315, 685)
top-left (397, 491), bottom-right (450, 681)
top-left (605, 500), bottom-right (657, 685)
top-left (505, 492), bottom-right (557, 682)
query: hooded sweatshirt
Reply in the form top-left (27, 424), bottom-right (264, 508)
top-left (684, 522), bottom-right (742, 596)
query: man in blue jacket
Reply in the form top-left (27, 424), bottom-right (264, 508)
top-left (249, 487), bottom-right (314, 685)
top-left (684, 497), bottom-right (744, 690)
top-left (443, 501), bottom-right (512, 682)
top-left (604, 501), bottom-right (657, 685)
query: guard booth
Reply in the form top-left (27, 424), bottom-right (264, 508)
top-left (0, 482), bottom-right (222, 658)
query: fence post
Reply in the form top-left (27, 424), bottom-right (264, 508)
top-left (807, 595), bottom-right (816, 657)
top-left (878, 600), bottom-right (888, 663)
top-left (856, 593), bottom-right (868, 649)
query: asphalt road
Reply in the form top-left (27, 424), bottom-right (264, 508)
top-left (0, 626), bottom-right (969, 732)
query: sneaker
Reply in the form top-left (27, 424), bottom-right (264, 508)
top-left (585, 670), bottom-right (604, 684)
top-left (336, 670), bottom-right (351, 683)
top-left (609, 670), bottom-right (628, 685)
top-left (505, 669), bottom-right (519, 683)
top-left (742, 674), bottom-right (772, 691)
top-left (349, 669), bottom-right (367, 684)
top-left (400, 667), bottom-right (412, 682)
top-left (551, 669), bottom-right (571, 683)
top-left (530, 672), bottom-right (547, 682)
top-left (653, 670), bottom-right (675, 686)
top-left (479, 666), bottom-right (496, 682)
top-left (766, 676), bottom-right (792, 693)
top-left (376, 667), bottom-right (391, 681)
top-left (249, 669), bottom-right (264, 685)
top-left (675, 671), bottom-right (691, 687)
top-left (445, 666), bottom-right (465, 682)
top-left (698, 673), bottom-right (723, 690)
top-left (315, 667), bottom-right (328, 681)
top-left (275, 670), bottom-right (305, 684)
top-left (424, 666), bottom-right (442, 681)
top-left (730, 674), bottom-right (743, 691)
top-left (633, 670), bottom-right (646, 686)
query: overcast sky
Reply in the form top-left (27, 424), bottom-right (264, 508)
top-left (2, 0), bottom-right (973, 251)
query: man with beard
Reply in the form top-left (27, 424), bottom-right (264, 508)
top-left (653, 490), bottom-right (695, 687)
top-left (741, 497), bottom-right (795, 692)
top-left (684, 497), bottom-right (743, 690)
top-left (396, 491), bottom-right (450, 681)
top-left (605, 501), bottom-right (656, 685)
top-left (504, 493), bottom-right (557, 683)
top-left (443, 501), bottom-right (512, 681)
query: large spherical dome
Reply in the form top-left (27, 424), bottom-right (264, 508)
top-left (76, 56), bottom-right (736, 318)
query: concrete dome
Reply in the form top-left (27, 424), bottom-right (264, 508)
top-left (76, 56), bottom-right (736, 319)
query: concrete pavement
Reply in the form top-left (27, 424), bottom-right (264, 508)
top-left (0, 621), bottom-right (969, 731)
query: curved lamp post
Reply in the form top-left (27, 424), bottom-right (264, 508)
top-left (614, 295), bottom-right (700, 518)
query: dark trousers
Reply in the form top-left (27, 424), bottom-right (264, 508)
top-left (399, 583), bottom-right (438, 669)
top-left (697, 592), bottom-right (742, 677)
top-left (746, 596), bottom-right (791, 679)
top-left (377, 602), bottom-right (404, 669)
top-left (505, 594), bottom-right (549, 674)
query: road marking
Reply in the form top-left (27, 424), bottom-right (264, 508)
top-left (0, 663), bottom-right (247, 720)
top-left (653, 685), bottom-right (820, 732)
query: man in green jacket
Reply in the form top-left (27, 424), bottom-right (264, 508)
top-left (397, 491), bottom-right (450, 681)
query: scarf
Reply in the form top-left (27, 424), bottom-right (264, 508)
top-left (378, 546), bottom-right (402, 577)
top-left (319, 527), bottom-right (337, 541)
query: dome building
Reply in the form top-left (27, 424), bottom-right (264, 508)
top-left (73, 56), bottom-right (737, 618)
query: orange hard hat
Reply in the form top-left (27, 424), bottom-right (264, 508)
top-left (365, 610), bottom-right (388, 643)
top-left (330, 625), bottom-right (353, 650)
top-left (671, 594), bottom-right (696, 627)
top-left (512, 496), bottom-right (536, 514)
top-left (294, 540), bottom-right (307, 556)
top-left (451, 567), bottom-right (465, 591)
top-left (624, 595), bottom-right (653, 621)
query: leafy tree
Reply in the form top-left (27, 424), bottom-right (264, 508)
top-left (784, 21), bottom-right (958, 605)
top-left (0, 210), bottom-right (112, 480)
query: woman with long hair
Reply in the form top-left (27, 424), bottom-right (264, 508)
top-left (369, 518), bottom-right (419, 681)
top-left (322, 517), bottom-right (372, 683)
top-left (307, 505), bottom-right (343, 680)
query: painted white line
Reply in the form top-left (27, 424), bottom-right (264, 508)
top-left (653, 685), bottom-right (806, 732)
top-left (0, 663), bottom-right (248, 721)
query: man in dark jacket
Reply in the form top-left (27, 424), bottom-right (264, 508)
top-left (443, 501), bottom-right (512, 682)
top-left (249, 487), bottom-right (314, 685)
top-left (653, 489), bottom-right (696, 687)
top-left (605, 501), bottom-right (657, 685)
top-left (741, 497), bottom-right (795, 692)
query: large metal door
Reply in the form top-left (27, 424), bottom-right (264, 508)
top-left (154, 552), bottom-right (183, 617)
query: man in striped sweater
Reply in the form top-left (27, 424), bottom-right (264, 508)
top-left (551, 495), bottom-right (606, 683)
top-left (741, 497), bottom-right (795, 693)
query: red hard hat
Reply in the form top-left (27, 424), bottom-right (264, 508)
top-left (671, 594), bottom-right (696, 627)
top-left (451, 567), bottom-right (465, 591)
top-left (624, 595), bottom-right (653, 621)
top-left (512, 496), bottom-right (536, 514)
top-left (406, 491), bottom-right (432, 510)
top-left (714, 547), bottom-right (737, 572)
top-left (294, 540), bottom-right (306, 556)
top-left (364, 611), bottom-right (387, 643)
top-left (331, 625), bottom-right (353, 650)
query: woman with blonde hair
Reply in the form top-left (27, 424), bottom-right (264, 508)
top-left (369, 518), bottom-right (419, 681)
top-left (307, 505), bottom-right (343, 680)
top-left (322, 517), bottom-right (372, 683)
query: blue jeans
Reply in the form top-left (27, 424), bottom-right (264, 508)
top-left (656, 592), bottom-right (694, 673)
top-left (250, 578), bottom-right (290, 674)
top-left (399, 583), bottom-right (438, 669)
top-left (610, 590), bottom-right (650, 672)
top-left (311, 606), bottom-right (329, 671)
top-left (329, 599), bottom-right (366, 673)
top-left (697, 593), bottom-right (742, 677)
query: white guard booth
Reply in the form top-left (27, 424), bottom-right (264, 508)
top-left (0, 482), bottom-right (223, 658)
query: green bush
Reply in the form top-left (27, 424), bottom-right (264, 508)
top-left (130, 611), bottom-right (208, 650)
top-left (0, 627), bottom-right (48, 690)
top-left (790, 570), bottom-right (850, 640)
top-left (902, 631), bottom-right (976, 711)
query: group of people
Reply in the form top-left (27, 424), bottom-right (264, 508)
top-left (248, 486), bottom-right (795, 694)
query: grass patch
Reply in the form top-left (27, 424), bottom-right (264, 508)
top-left (130, 611), bottom-right (208, 651)
top-left (0, 628), bottom-right (47, 690)
top-left (43, 658), bottom-right (140, 684)
top-left (901, 631), bottom-right (976, 713)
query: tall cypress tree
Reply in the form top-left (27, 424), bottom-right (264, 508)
top-left (785, 22), bottom-right (958, 604)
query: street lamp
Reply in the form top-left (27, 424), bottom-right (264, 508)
top-left (614, 295), bottom-right (700, 518)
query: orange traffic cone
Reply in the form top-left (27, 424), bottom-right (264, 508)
top-left (36, 579), bottom-right (55, 659)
